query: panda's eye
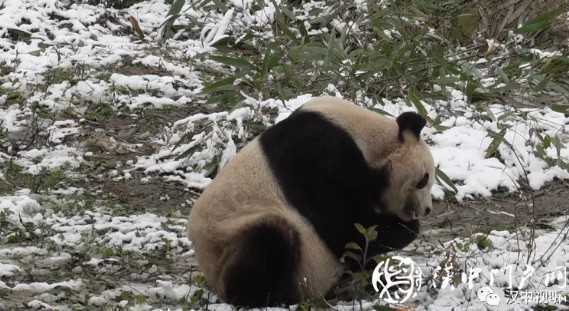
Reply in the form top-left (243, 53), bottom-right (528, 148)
top-left (417, 173), bottom-right (429, 189)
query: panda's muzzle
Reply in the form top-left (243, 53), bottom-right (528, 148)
top-left (403, 201), bottom-right (418, 220)
top-left (403, 200), bottom-right (431, 220)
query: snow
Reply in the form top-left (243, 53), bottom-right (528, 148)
top-left (27, 300), bottom-right (55, 310)
top-left (0, 246), bottom-right (48, 257)
top-left (133, 85), bottom-right (569, 201)
top-left (405, 216), bottom-right (569, 309)
top-left (0, 104), bottom-right (26, 133)
top-left (150, 280), bottom-right (192, 301)
top-left (109, 74), bottom-right (197, 98)
top-left (16, 145), bottom-right (83, 175)
top-left (0, 262), bottom-right (21, 277)
top-left (45, 211), bottom-right (192, 253)
top-left (529, 48), bottom-right (563, 59)
top-left (0, 0), bottom-right (568, 309)
top-left (0, 195), bottom-right (44, 225)
top-left (10, 279), bottom-right (82, 293)
top-left (200, 9), bottom-right (235, 47)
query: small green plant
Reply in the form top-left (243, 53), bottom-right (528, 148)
top-left (184, 273), bottom-right (212, 309)
top-left (84, 102), bottom-right (115, 122)
top-left (101, 247), bottom-right (116, 258)
top-left (432, 252), bottom-right (463, 289)
top-left (0, 86), bottom-right (25, 105)
top-left (134, 294), bottom-right (145, 305)
top-left (455, 240), bottom-right (471, 253)
top-left (187, 288), bottom-right (205, 308)
top-left (42, 67), bottom-right (77, 88)
top-left (159, 237), bottom-right (174, 260)
top-left (339, 223), bottom-right (379, 304)
top-left (343, 224), bottom-right (379, 270)
top-left (1, 213), bottom-right (42, 244)
top-left (475, 234), bottom-right (492, 251)
top-left (0, 161), bottom-right (67, 194)
top-left (79, 0), bottom-right (145, 9)
top-left (0, 61), bottom-right (14, 76)
top-left (116, 290), bottom-right (135, 303)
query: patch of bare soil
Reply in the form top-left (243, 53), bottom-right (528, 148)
top-left (102, 177), bottom-right (199, 217)
top-left (423, 181), bottom-right (569, 242)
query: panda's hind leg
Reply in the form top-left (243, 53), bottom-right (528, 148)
top-left (221, 214), bottom-right (301, 307)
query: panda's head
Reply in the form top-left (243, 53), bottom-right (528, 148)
top-left (381, 112), bottom-right (435, 222)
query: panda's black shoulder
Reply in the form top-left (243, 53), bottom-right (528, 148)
top-left (258, 107), bottom-right (381, 196)
top-left (260, 108), bottom-right (352, 156)
top-left (259, 109), bottom-right (361, 175)
top-left (259, 109), bottom-right (389, 256)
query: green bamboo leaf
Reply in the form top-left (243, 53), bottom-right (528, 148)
top-left (280, 7), bottom-right (295, 20)
top-left (296, 19), bottom-right (309, 42)
top-left (354, 223), bottom-right (367, 237)
top-left (435, 166), bottom-right (458, 194)
top-left (369, 107), bottom-right (394, 117)
top-left (552, 135), bottom-right (563, 158)
top-left (517, 20), bottom-right (549, 34)
top-left (7, 28), bottom-right (31, 43)
top-left (342, 252), bottom-right (362, 264)
top-left (345, 242), bottom-right (362, 252)
top-left (367, 225), bottom-right (378, 242)
top-left (407, 88), bottom-right (428, 117)
top-left (485, 128), bottom-right (507, 159)
top-left (210, 55), bottom-right (256, 71)
top-left (543, 135), bottom-right (552, 148)
top-left (167, 0), bottom-right (185, 16)
top-left (516, 9), bottom-right (564, 34)
top-left (485, 106), bottom-right (497, 122)
top-left (456, 13), bottom-right (479, 37)
top-left (497, 111), bottom-right (514, 122)
top-left (262, 49), bottom-right (282, 73)
top-left (496, 68), bottom-right (510, 84)
top-left (551, 104), bottom-right (569, 114)
top-left (407, 89), bottom-right (448, 132)
top-left (159, 0), bottom-right (185, 43)
top-left (541, 57), bottom-right (569, 75)
top-left (203, 77), bottom-right (236, 93)
top-left (290, 44), bottom-right (328, 63)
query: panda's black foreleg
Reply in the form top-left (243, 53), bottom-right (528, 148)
top-left (222, 215), bottom-right (301, 307)
top-left (369, 218), bottom-right (419, 271)
top-left (372, 217), bottom-right (419, 253)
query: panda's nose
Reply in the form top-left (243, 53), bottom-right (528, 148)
top-left (425, 207), bottom-right (432, 216)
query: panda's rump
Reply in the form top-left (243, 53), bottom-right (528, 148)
top-left (215, 209), bottom-right (342, 305)
top-left (218, 213), bottom-right (301, 306)
top-left (189, 139), bottom-right (301, 303)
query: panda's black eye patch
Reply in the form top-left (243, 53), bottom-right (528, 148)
top-left (417, 173), bottom-right (429, 189)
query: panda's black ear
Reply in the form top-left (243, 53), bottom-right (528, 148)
top-left (396, 112), bottom-right (426, 141)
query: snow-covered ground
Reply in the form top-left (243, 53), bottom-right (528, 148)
top-left (0, 0), bottom-right (568, 310)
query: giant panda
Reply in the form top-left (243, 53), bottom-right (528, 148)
top-left (188, 96), bottom-right (435, 307)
